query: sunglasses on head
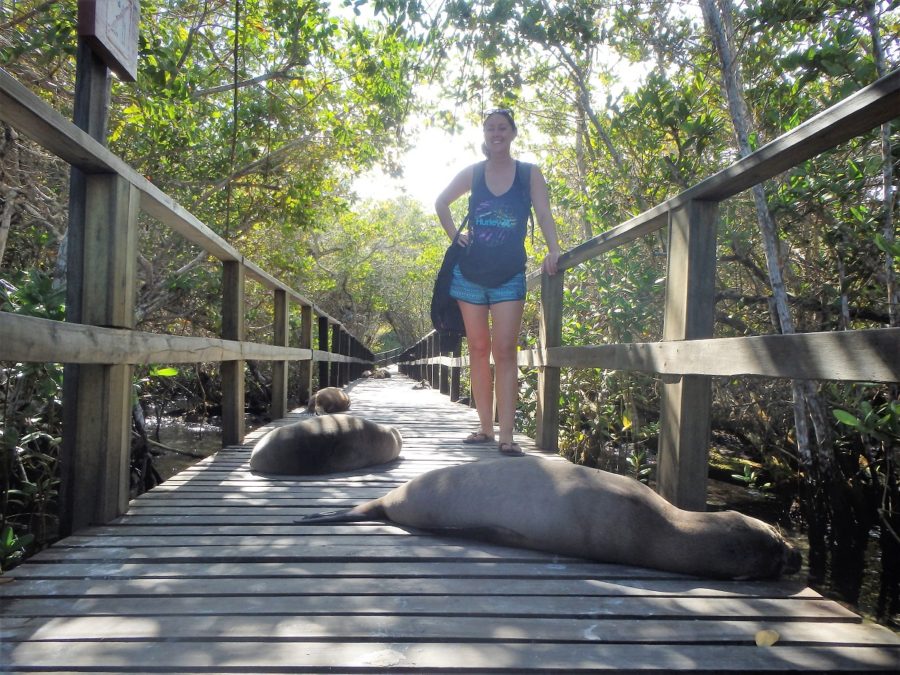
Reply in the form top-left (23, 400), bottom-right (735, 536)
top-left (485, 108), bottom-right (513, 118)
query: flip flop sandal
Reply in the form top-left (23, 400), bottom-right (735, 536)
top-left (463, 431), bottom-right (495, 444)
top-left (498, 442), bottom-right (525, 456)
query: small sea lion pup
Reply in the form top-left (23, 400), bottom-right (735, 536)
top-left (250, 414), bottom-right (402, 475)
top-left (306, 387), bottom-right (350, 414)
top-left (300, 456), bottom-right (801, 580)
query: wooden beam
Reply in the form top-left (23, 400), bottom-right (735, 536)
top-left (536, 271), bottom-right (564, 451)
top-left (221, 261), bottom-right (245, 447)
top-left (317, 317), bottom-right (330, 390)
top-left (0, 313), bottom-right (316, 364)
top-left (535, 328), bottom-right (900, 383)
top-left (60, 174), bottom-right (138, 533)
top-left (658, 202), bottom-right (719, 511)
top-left (0, 69), bottom-right (342, 323)
top-left (270, 289), bottom-right (289, 420)
top-left (522, 67), bottom-right (900, 279)
top-left (340, 330), bottom-right (351, 386)
top-left (297, 304), bottom-right (314, 404)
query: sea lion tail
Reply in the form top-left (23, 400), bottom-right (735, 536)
top-left (296, 500), bottom-right (386, 524)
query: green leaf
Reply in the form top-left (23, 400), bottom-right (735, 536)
top-left (833, 409), bottom-right (861, 428)
top-left (875, 233), bottom-right (900, 257)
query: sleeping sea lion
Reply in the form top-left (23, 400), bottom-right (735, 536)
top-left (250, 414), bottom-right (402, 475)
top-left (306, 387), bottom-right (351, 414)
top-left (299, 456), bottom-right (801, 580)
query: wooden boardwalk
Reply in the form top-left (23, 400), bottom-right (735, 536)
top-left (2, 373), bottom-right (898, 673)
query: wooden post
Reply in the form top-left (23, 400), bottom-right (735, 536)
top-left (450, 336), bottom-right (462, 402)
top-left (439, 334), bottom-right (451, 396)
top-left (59, 38), bottom-right (117, 536)
top-left (536, 270), bottom-right (564, 451)
top-left (435, 335), bottom-right (442, 387)
top-left (270, 289), bottom-right (289, 420)
top-left (317, 317), bottom-right (329, 391)
top-left (60, 174), bottom-right (138, 533)
top-left (221, 260), bottom-right (245, 446)
top-left (657, 200), bottom-right (719, 511)
top-left (429, 334), bottom-right (439, 389)
top-left (417, 339), bottom-right (426, 383)
top-left (339, 329), bottom-right (350, 385)
top-left (329, 324), bottom-right (341, 387)
top-left (297, 304), bottom-right (313, 404)
top-left (348, 340), bottom-right (357, 381)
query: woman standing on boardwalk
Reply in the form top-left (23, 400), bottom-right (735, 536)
top-left (435, 108), bottom-right (561, 456)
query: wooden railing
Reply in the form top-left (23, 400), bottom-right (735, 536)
top-left (0, 68), bottom-right (374, 533)
top-left (398, 68), bottom-right (900, 510)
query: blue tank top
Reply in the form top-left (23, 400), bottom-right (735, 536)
top-left (458, 160), bottom-right (532, 287)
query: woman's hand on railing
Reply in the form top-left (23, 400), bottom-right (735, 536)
top-left (541, 250), bottom-right (560, 276)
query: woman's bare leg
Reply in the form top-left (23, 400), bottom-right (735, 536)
top-left (489, 299), bottom-right (525, 445)
top-left (458, 300), bottom-right (494, 438)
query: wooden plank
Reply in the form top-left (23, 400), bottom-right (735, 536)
top-left (2, 559), bottom-right (679, 580)
top-left (50, 533), bottom-right (459, 548)
top-left (0, 594), bottom-right (861, 620)
top-left (130, 488), bottom-right (402, 500)
top-left (4, 641), bottom-right (897, 671)
top-left (0, 576), bottom-right (818, 599)
top-left (515, 328), bottom-right (900, 383)
top-left (9, 616), bottom-right (895, 644)
top-left (24, 542), bottom-right (583, 562)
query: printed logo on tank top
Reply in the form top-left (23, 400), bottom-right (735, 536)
top-left (472, 201), bottom-right (519, 246)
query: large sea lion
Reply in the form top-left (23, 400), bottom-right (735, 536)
top-left (306, 387), bottom-right (351, 414)
top-left (300, 456), bottom-right (801, 580)
top-left (250, 414), bottom-right (402, 475)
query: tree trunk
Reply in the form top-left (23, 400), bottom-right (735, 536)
top-left (699, 0), bottom-right (835, 478)
top-left (699, 0), bottom-right (847, 585)
top-left (575, 107), bottom-right (593, 241)
top-left (865, 3), bottom-right (898, 328)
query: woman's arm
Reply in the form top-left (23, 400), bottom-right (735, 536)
top-left (435, 165), bottom-right (475, 242)
top-left (530, 165), bottom-right (561, 275)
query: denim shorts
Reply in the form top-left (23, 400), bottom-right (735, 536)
top-left (449, 265), bottom-right (526, 306)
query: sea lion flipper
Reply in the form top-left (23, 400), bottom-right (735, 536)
top-left (297, 501), bottom-right (386, 524)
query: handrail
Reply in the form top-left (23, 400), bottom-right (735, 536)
top-left (399, 68), bottom-right (900, 510)
top-left (526, 67), bottom-right (900, 286)
top-left (0, 68), bottom-right (330, 312)
top-left (0, 66), bottom-right (375, 533)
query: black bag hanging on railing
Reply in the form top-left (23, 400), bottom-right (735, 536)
top-left (430, 216), bottom-right (468, 338)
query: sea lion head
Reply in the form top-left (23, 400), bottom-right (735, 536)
top-left (306, 387), bottom-right (351, 414)
top-left (715, 512), bottom-right (802, 579)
